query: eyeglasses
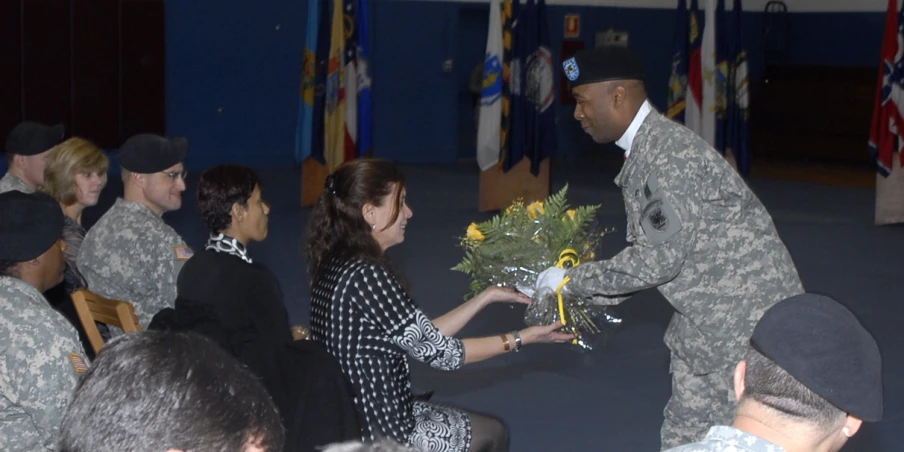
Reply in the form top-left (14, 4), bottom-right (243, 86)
top-left (160, 169), bottom-right (188, 181)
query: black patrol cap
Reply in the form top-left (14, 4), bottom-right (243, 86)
top-left (0, 191), bottom-right (64, 262)
top-left (562, 46), bottom-right (646, 87)
top-left (118, 133), bottom-right (188, 174)
top-left (751, 293), bottom-right (883, 422)
top-left (5, 121), bottom-right (65, 156)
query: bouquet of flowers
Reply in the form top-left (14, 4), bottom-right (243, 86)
top-left (452, 185), bottom-right (622, 351)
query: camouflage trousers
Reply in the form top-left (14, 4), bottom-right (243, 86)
top-left (660, 355), bottom-right (736, 450)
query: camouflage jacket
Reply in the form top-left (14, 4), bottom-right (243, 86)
top-left (77, 197), bottom-right (192, 329)
top-left (665, 425), bottom-right (787, 452)
top-left (0, 173), bottom-right (35, 194)
top-left (0, 276), bottom-right (87, 451)
top-left (566, 109), bottom-right (803, 373)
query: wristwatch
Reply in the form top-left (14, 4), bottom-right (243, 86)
top-left (511, 330), bottom-right (522, 352)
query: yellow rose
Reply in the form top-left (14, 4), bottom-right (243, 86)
top-left (466, 223), bottom-right (485, 241)
top-left (565, 209), bottom-right (576, 222)
top-left (526, 201), bottom-right (545, 219)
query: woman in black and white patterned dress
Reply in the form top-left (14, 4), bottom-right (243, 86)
top-left (306, 159), bottom-right (573, 452)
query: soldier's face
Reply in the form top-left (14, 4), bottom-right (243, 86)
top-left (238, 185), bottom-right (270, 243)
top-left (145, 163), bottom-right (186, 214)
top-left (572, 83), bottom-right (619, 144)
top-left (18, 149), bottom-right (52, 188)
top-left (38, 238), bottom-right (67, 291)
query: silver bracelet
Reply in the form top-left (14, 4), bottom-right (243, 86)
top-left (511, 330), bottom-right (522, 352)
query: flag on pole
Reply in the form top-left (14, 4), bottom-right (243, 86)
top-left (686, 0), bottom-right (703, 136)
top-left (343, 0), bottom-right (358, 164)
top-left (869, 0), bottom-right (904, 177)
top-left (700, 0), bottom-right (717, 148)
top-left (500, 0), bottom-right (517, 159)
top-left (667, 0), bottom-right (689, 122)
top-left (527, 0), bottom-right (556, 176)
top-left (714, 0), bottom-right (729, 153)
top-left (294, 0), bottom-right (321, 163)
top-left (477, 0), bottom-right (504, 171)
top-left (726, 0), bottom-right (751, 176)
top-left (325, 0), bottom-right (347, 171)
top-left (508, 0), bottom-right (526, 171)
top-left (311, 0), bottom-right (330, 164)
top-left (356, 0), bottom-right (373, 158)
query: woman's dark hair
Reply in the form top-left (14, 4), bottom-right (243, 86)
top-left (197, 165), bottom-right (261, 233)
top-left (306, 159), bottom-right (405, 285)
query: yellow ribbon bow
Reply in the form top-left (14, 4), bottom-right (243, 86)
top-left (554, 249), bottom-right (580, 331)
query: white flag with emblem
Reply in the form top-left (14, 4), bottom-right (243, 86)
top-left (477, 0), bottom-right (503, 171)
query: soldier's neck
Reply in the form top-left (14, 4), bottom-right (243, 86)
top-left (732, 407), bottom-right (837, 452)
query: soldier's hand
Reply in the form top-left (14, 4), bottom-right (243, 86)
top-left (535, 267), bottom-right (567, 293)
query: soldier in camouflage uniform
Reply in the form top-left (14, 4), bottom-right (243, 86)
top-left (0, 191), bottom-right (88, 451)
top-left (666, 293), bottom-right (883, 452)
top-left (77, 134), bottom-right (193, 329)
top-left (538, 47), bottom-right (804, 449)
top-left (1, 122), bottom-right (65, 194)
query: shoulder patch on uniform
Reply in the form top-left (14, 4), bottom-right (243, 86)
top-left (640, 196), bottom-right (683, 245)
top-left (645, 201), bottom-right (668, 231)
top-left (70, 353), bottom-right (89, 373)
top-left (174, 245), bottom-right (194, 261)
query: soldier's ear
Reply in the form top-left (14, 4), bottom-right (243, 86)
top-left (12, 153), bottom-right (27, 170)
top-left (133, 172), bottom-right (148, 189)
top-left (733, 360), bottom-right (747, 401)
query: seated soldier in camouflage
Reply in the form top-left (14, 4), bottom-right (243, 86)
top-left (77, 134), bottom-right (193, 329)
top-left (1, 122), bottom-right (65, 194)
top-left (666, 293), bottom-right (882, 452)
top-left (0, 191), bottom-right (88, 451)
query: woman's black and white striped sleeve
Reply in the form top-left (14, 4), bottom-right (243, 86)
top-left (349, 265), bottom-right (465, 371)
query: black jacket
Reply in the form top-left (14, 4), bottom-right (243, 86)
top-left (150, 249), bottom-right (364, 451)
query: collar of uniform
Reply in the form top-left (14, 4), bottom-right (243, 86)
top-left (702, 425), bottom-right (786, 451)
top-left (614, 107), bottom-right (659, 189)
top-left (615, 99), bottom-right (652, 158)
top-left (0, 275), bottom-right (51, 310)
top-left (115, 197), bottom-right (164, 222)
top-left (1, 172), bottom-right (36, 192)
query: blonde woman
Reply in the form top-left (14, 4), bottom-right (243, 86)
top-left (42, 137), bottom-right (109, 293)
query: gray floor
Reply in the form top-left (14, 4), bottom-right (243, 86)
top-left (84, 159), bottom-right (903, 451)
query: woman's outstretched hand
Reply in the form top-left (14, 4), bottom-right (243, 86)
top-left (521, 322), bottom-right (574, 345)
top-left (476, 286), bottom-right (533, 306)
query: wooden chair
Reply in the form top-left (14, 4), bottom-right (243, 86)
top-left (71, 289), bottom-right (142, 355)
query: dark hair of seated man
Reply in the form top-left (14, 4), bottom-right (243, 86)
top-left (58, 330), bottom-right (285, 452)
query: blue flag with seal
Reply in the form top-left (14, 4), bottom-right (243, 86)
top-left (294, 0), bottom-right (321, 163)
top-left (527, 0), bottom-right (556, 176)
top-left (504, 0), bottom-right (555, 176)
top-left (667, 0), bottom-right (689, 122)
top-left (508, 0), bottom-right (527, 171)
top-left (726, 0), bottom-right (750, 176)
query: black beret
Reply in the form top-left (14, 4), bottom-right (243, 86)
top-left (562, 46), bottom-right (646, 87)
top-left (751, 293), bottom-right (883, 422)
top-left (118, 134), bottom-right (188, 174)
top-left (5, 121), bottom-right (65, 156)
top-left (0, 191), bottom-right (64, 262)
